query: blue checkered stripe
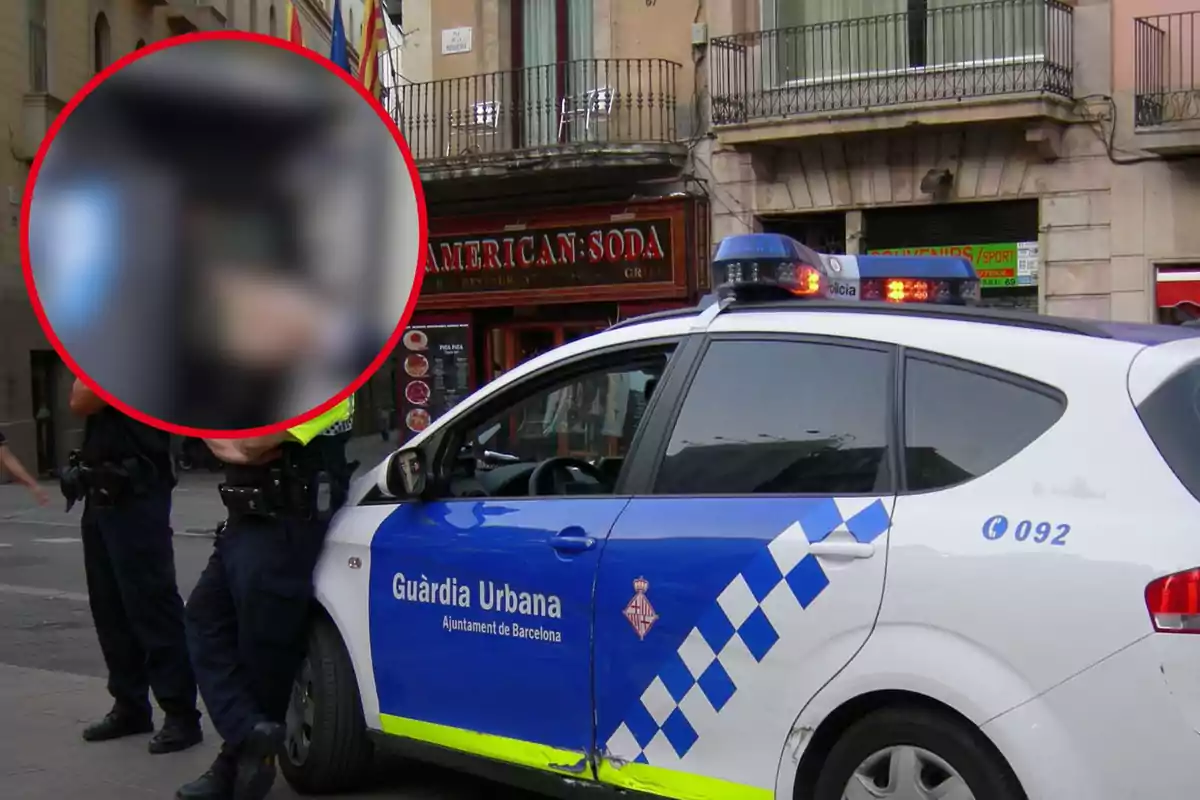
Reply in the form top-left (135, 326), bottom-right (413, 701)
top-left (604, 496), bottom-right (892, 767)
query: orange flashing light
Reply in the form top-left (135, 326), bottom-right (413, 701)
top-left (791, 265), bottom-right (825, 296)
top-left (884, 278), bottom-right (930, 303)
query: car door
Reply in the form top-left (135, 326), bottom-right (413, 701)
top-left (592, 333), bottom-right (899, 797)
top-left (367, 340), bottom-right (679, 779)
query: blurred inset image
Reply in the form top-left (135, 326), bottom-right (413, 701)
top-left (25, 35), bottom-right (422, 432)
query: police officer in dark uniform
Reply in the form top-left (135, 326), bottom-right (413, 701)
top-left (66, 379), bottom-right (202, 753)
top-left (176, 398), bottom-right (354, 800)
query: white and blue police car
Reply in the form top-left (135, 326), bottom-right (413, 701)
top-left (280, 234), bottom-right (1200, 800)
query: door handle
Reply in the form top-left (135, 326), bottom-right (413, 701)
top-left (549, 530), bottom-right (596, 554)
top-left (807, 541), bottom-right (875, 559)
top-left (549, 536), bottom-right (595, 554)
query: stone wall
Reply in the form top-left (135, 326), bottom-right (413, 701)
top-left (699, 118), bottom-right (1162, 321)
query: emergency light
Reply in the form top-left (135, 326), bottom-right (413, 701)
top-left (710, 234), bottom-right (981, 306)
top-left (710, 234), bottom-right (830, 301)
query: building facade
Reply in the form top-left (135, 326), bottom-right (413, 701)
top-left (705, 0), bottom-right (1200, 322)
top-left (0, 0), bottom-right (338, 476)
top-left (389, 0), bottom-right (710, 443)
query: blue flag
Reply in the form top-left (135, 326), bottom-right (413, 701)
top-left (330, 0), bottom-right (351, 73)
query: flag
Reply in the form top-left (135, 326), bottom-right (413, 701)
top-left (285, 1), bottom-right (303, 46)
top-left (329, 0), bottom-right (352, 74)
top-left (357, 0), bottom-right (387, 99)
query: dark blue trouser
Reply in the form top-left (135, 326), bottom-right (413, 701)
top-left (81, 487), bottom-right (198, 721)
top-left (185, 513), bottom-right (326, 749)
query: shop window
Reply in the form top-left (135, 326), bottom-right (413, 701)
top-left (903, 354), bottom-right (1065, 492)
top-left (1156, 266), bottom-right (1200, 325)
top-left (654, 339), bottom-right (893, 496)
top-left (864, 200), bottom-right (1039, 312)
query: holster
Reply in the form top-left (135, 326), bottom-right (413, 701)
top-left (219, 451), bottom-right (351, 523)
top-left (70, 452), bottom-right (159, 509)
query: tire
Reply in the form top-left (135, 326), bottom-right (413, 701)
top-left (811, 706), bottom-right (1025, 800)
top-left (278, 617), bottom-right (375, 794)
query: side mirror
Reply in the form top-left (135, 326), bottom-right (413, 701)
top-left (385, 448), bottom-right (427, 499)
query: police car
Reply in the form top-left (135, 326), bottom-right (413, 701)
top-left (280, 235), bottom-right (1200, 800)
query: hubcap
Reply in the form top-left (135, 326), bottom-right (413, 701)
top-left (284, 659), bottom-right (315, 767)
top-left (843, 746), bottom-right (974, 800)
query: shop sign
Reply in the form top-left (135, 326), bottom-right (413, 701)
top-left (867, 242), bottom-right (1039, 288)
top-left (424, 218), bottom-right (674, 295)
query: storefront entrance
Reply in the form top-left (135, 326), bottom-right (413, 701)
top-left (489, 322), bottom-right (607, 381)
top-left (394, 196), bottom-right (709, 445)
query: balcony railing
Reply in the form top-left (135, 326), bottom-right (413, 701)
top-left (1135, 11), bottom-right (1200, 126)
top-left (386, 58), bottom-right (680, 163)
top-left (711, 0), bottom-right (1073, 126)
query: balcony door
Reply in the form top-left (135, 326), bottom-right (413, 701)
top-left (764, 0), bottom-right (1048, 86)
top-left (517, 0), bottom-right (594, 148)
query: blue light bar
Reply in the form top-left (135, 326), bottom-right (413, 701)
top-left (714, 233), bottom-right (812, 262)
top-left (707, 234), bottom-right (982, 306)
top-left (855, 255), bottom-right (977, 280)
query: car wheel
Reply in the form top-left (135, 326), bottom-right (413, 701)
top-left (811, 706), bottom-right (1025, 800)
top-left (279, 617), bottom-right (374, 794)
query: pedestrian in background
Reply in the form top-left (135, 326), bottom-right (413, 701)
top-left (67, 378), bottom-right (202, 753)
top-left (0, 430), bottom-right (49, 505)
top-left (177, 399), bottom-right (354, 800)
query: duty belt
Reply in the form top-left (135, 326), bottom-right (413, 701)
top-left (218, 469), bottom-right (348, 523)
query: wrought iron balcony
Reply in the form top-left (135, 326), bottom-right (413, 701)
top-left (1135, 11), bottom-right (1200, 127)
top-left (386, 58), bottom-right (680, 165)
top-left (710, 0), bottom-right (1073, 127)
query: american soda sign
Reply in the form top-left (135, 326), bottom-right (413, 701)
top-left (423, 218), bottom-right (675, 294)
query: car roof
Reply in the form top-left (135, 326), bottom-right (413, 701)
top-left (611, 299), bottom-right (1200, 347)
top-left (405, 301), bottom-right (1200, 449)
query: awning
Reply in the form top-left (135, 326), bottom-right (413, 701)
top-left (1156, 269), bottom-right (1200, 308)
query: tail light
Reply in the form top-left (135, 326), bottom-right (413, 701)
top-left (1146, 568), bottom-right (1200, 633)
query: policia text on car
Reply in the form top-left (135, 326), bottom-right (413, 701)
top-left (177, 397), bottom-right (355, 800)
top-left (63, 379), bottom-right (203, 754)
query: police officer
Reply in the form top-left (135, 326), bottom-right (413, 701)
top-left (67, 379), bottom-right (202, 752)
top-left (177, 397), bottom-right (354, 800)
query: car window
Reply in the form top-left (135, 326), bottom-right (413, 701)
top-left (653, 339), bottom-right (893, 495)
top-left (442, 348), bottom-right (673, 499)
top-left (903, 356), bottom-right (1065, 492)
top-left (1136, 360), bottom-right (1200, 504)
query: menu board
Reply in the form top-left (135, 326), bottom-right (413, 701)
top-left (398, 318), bottom-right (473, 443)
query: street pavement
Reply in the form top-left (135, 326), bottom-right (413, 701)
top-left (0, 436), bottom-right (539, 799)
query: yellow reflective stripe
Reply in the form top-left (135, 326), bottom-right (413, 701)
top-left (597, 759), bottom-right (773, 800)
top-left (378, 714), bottom-right (771, 799)
top-left (378, 714), bottom-right (589, 778)
top-left (287, 399), bottom-right (351, 445)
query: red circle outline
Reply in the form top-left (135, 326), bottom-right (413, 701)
top-left (20, 30), bottom-right (428, 439)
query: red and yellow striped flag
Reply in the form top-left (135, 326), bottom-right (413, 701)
top-left (356, 0), bottom-right (386, 99)
top-left (286, 1), bottom-right (304, 46)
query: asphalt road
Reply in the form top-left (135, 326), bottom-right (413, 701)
top-left (0, 450), bottom-right (540, 800)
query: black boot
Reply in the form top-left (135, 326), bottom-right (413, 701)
top-left (176, 750), bottom-right (236, 800)
top-left (149, 712), bottom-right (204, 754)
top-left (81, 707), bottom-right (154, 742)
top-left (233, 721), bottom-right (285, 800)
